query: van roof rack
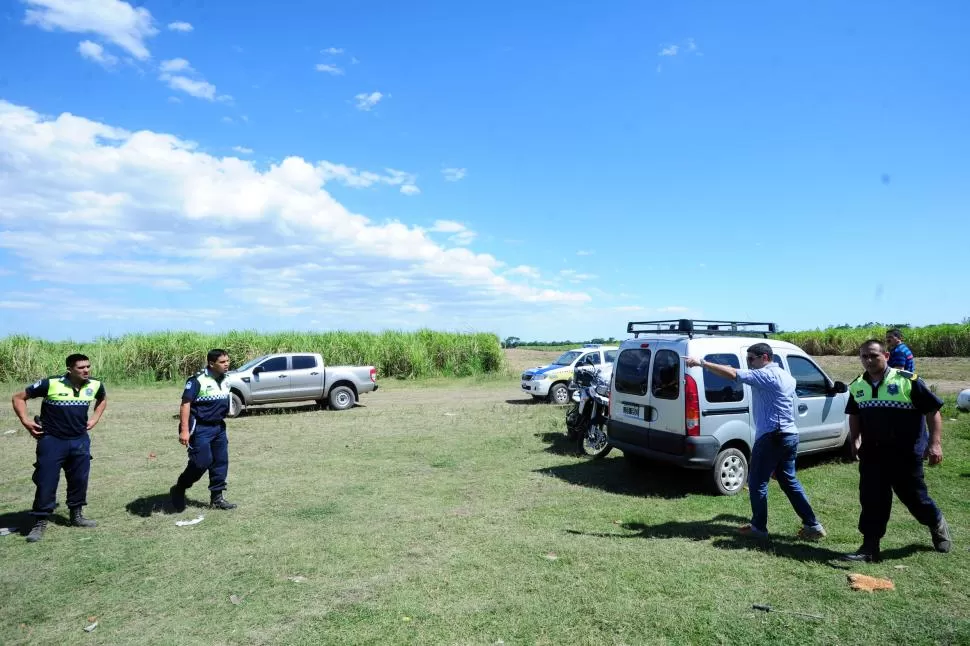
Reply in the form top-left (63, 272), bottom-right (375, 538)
top-left (626, 319), bottom-right (777, 339)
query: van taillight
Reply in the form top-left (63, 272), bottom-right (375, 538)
top-left (685, 374), bottom-right (700, 436)
top-left (369, 368), bottom-right (377, 382)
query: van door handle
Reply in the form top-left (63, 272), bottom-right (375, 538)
top-left (310, 372), bottom-right (319, 376)
top-left (798, 404), bottom-right (808, 413)
top-left (278, 375), bottom-right (288, 379)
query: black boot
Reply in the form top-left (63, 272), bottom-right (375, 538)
top-left (930, 516), bottom-right (952, 553)
top-left (69, 507), bottom-right (97, 528)
top-left (843, 542), bottom-right (881, 563)
top-left (26, 518), bottom-right (48, 543)
top-left (170, 485), bottom-right (187, 513)
top-left (210, 492), bottom-right (237, 510)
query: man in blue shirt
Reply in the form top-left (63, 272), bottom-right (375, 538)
top-left (170, 349), bottom-right (237, 512)
top-left (886, 329), bottom-right (915, 372)
top-left (10, 354), bottom-right (107, 542)
top-left (687, 343), bottom-right (825, 540)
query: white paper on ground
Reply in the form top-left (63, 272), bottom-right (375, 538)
top-left (175, 515), bottom-right (204, 526)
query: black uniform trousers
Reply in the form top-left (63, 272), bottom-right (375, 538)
top-left (858, 449), bottom-right (941, 542)
top-left (31, 434), bottom-right (91, 517)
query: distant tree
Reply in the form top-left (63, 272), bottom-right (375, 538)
top-left (503, 336), bottom-right (521, 349)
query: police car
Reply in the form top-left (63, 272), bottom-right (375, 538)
top-left (521, 344), bottom-right (618, 404)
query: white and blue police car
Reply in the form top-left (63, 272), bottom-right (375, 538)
top-left (520, 344), bottom-right (618, 405)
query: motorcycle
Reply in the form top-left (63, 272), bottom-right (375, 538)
top-left (564, 366), bottom-right (613, 459)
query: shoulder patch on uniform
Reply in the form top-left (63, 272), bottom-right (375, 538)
top-left (31, 379), bottom-right (42, 389)
top-left (896, 369), bottom-right (916, 380)
top-left (184, 381), bottom-right (193, 390)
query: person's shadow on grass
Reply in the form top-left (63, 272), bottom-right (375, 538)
top-left (0, 509), bottom-right (72, 535)
top-left (125, 493), bottom-right (207, 517)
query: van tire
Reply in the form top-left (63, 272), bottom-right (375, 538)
top-left (548, 383), bottom-right (570, 405)
top-left (711, 448), bottom-right (747, 496)
top-left (228, 393), bottom-right (244, 418)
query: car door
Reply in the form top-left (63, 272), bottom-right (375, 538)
top-left (647, 343), bottom-right (684, 451)
top-left (782, 354), bottom-right (846, 451)
top-left (288, 354), bottom-right (324, 400)
top-left (249, 355), bottom-right (289, 402)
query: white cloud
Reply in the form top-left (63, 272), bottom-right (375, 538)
top-left (159, 57), bottom-right (192, 73)
top-left (158, 59), bottom-right (227, 102)
top-left (315, 63), bottom-right (344, 75)
top-left (430, 220), bottom-right (475, 245)
top-left (24, 0), bottom-right (158, 60)
top-left (354, 91), bottom-right (383, 111)
top-left (167, 21), bottom-right (193, 32)
top-left (322, 47), bottom-right (344, 55)
top-left (659, 44), bottom-right (679, 57)
top-left (167, 96), bottom-right (182, 104)
top-left (77, 40), bottom-right (118, 67)
top-left (576, 250), bottom-right (594, 256)
top-left (442, 167), bottom-right (467, 182)
top-left (221, 116), bottom-right (234, 124)
top-left (317, 161), bottom-right (418, 194)
top-left (232, 146), bottom-right (253, 154)
top-left (507, 265), bottom-right (540, 280)
top-left (0, 100), bottom-right (589, 335)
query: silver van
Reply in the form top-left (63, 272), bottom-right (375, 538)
top-left (607, 319), bottom-right (851, 495)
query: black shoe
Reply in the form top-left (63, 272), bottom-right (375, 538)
top-left (170, 485), bottom-right (186, 513)
top-left (69, 508), bottom-right (97, 528)
top-left (931, 516), bottom-right (952, 553)
top-left (842, 545), bottom-right (881, 563)
top-left (210, 493), bottom-right (237, 510)
top-left (26, 518), bottom-right (48, 543)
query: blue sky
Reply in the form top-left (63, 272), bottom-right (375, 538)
top-left (0, 0), bottom-right (967, 342)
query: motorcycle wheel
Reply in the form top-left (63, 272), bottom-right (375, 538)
top-left (578, 421), bottom-right (612, 459)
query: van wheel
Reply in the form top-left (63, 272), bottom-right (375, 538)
top-left (328, 386), bottom-right (356, 411)
top-left (228, 393), bottom-right (244, 418)
top-left (548, 383), bottom-right (570, 405)
top-left (712, 448), bottom-right (747, 496)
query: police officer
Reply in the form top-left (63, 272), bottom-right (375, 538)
top-left (170, 349), bottom-right (237, 512)
top-left (10, 353), bottom-right (107, 542)
top-left (843, 339), bottom-right (951, 562)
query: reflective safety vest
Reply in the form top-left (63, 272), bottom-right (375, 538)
top-left (848, 368), bottom-right (916, 411)
top-left (848, 368), bottom-right (923, 451)
top-left (41, 376), bottom-right (103, 438)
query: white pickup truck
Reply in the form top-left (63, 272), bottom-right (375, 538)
top-left (225, 352), bottom-right (378, 417)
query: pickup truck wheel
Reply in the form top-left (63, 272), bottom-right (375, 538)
top-left (228, 393), bottom-right (244, 418)
top-left (548, 383), bottom-right (570, 405)
top-left (328, 386), bottom-right (356, 411)
top-left (712, 448), bottom-right (747, 496)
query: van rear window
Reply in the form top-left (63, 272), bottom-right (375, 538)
top-left (703, 353), bottom-right (743, 402)
top-left (615, 349), bottom-right (651, 396)
top-left (652, 350), bottom-right (680, 400)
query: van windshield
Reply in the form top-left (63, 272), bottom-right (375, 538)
top-left (553, 351), bottom-right (582, 366)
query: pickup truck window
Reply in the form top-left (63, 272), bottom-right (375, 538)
top-left (292, 355), bottom-right (317, 370)
top-left (258, 357), bottom-right (287, 372)
top-left (604, 350), bottom-right (617, 363)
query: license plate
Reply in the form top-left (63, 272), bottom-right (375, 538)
top-left (622, 404), bottom-right (640, 419)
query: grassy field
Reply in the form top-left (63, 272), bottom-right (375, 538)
top-left (1, 376), bottom-right (969, 645)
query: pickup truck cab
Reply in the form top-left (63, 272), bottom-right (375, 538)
top-left (226, 352), bottom-right (377, 417)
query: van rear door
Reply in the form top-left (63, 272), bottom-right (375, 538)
top-left (647, 343), bottom-right (685, 453)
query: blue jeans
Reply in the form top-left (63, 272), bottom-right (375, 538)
top-left (748, 432), bottom-right (821, 533)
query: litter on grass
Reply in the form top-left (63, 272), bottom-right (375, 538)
top-left (847, 573), bottom-right (895, 592)
top-left (175, 515), bottom-right (204, 527)
top-left (83, 622), bottom-right (98, 632)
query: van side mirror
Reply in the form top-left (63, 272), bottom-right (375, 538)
top-left (253, 366), bottom-right (264, 375)
top-left (831, 381), bottom-right (847, 394)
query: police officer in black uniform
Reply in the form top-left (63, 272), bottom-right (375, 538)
top-left (843, 339), bottom-right (951, 562)
top-left (11, 353), bottom-right (107, 542)
top-left (170, 349), bottom-right (237, 512)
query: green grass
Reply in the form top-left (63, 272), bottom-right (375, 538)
top-left (0, 330), bottom-right (505, 383)
top-left (1, 381), bottom-right (969, 645)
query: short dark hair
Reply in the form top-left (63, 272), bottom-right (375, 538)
top-left (860, 339), bottom-right (885, 352)
top-left (207, 349), bottom-right (228, 364)
top-left (886, 328), bottom-right (903, 340)
top-left (747, 342), bottom-right (773, 359)
top-left (66, 353), bottom-right (89, 368)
